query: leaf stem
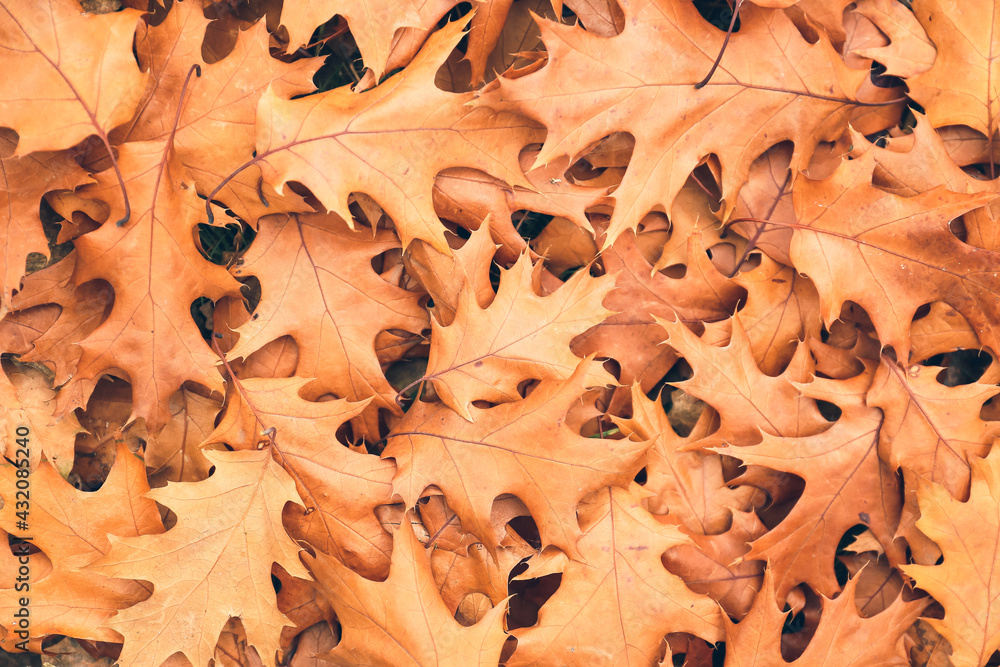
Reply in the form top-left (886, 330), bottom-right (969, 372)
top-left (211, 334), bottom-right (318, 514)
top-left (695, 0), bottom-right (744, 90)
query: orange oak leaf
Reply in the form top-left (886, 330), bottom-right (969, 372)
top-left (618, 386), bottom-right (761, 536)
top-left (244, 16), bottom-right (540, 254)
top-left (478, 0), bottom-right (867, 244)
top-left (205, 376), bottom-right (395, 580)
top-left (305, 520), bottom-right (508, 666)
top-left (0, 150), bottom-right (91, 314)
top-left (228, 212), bottom-right (427, 437)
top-left (0, 565), bottom-right (150, 652)
top-left (277, 0), bottom-right (457, 81)
top-left (572, 231), bottom-right (743, 392)
top-left (0, 446), bottom-right (161, 648)
top-left (434, 148), bottom-right (610, 237)
top-left (724, 566), bottom-right (925, 666)
top-left (0, 302), bottom-right (59, 358)
top-left (402, 216), bottom-right (498, 326)
top-left (508, 486), bottom-right (723, 666)
top-left (848, 0), bottom-right (935, 79)
top-left (909, 302), bottom-right (983, 364)
top-left (702, 254), bottom-right (822, 376)
top-left (0, 360), bottom-right (83, 477)
top-left (658, 313), bottom-right (828, 450)
top-left (384, 360), bottom-right (648, 556)
top-left (430, 532), bottom-right (531, 620)
top-left (7, 253), bottom-right (111, 386)
top-left (143, 387), bottom-right (222, 486)
top-left (717, 373), bottom-right (902, 601)
top-left (663, 508), bottom-right (768, 621)
top-left (88, 448), bottom-right (309, 667)
top-left (860, 114), bottom-right (999, 198)
top-left (68, 140), bottom-right (244, 432)
top-left (907, 0), bottom-right (998, 137)
top-left (787, 149), bottom-right (999, 361)
top-left (867, 355), bottom-right (1000, 500)
top-left (0, 443), bottom-right (163, 569)
top-left (0, 0), bottom-right (146, 156)
top-left (118, 0), bottom-right (319, 225)
top-left (424, 251), bottom-right (614, 420)
top-left (902, 447), bottom-right (1000, 667)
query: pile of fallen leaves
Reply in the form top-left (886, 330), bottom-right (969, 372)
top-left (2, 0), bottom-right (1000, 664)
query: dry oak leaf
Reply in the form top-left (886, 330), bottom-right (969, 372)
top-left (0, 561), bottom-right (151, 652)
top-left (67, 140), bottom-right (243, 432)
top-left (729, 142), bottom-right (796, 268)
top-left (657, 313), bottom-right (828, 451)
top-left (617, 386), bottom-right (761, 536)
top-left (907, 619), bottom-right (956, 667)
top-left (0, 302), bottom-right (59, 359)
top-left (277, 0), bottom-right (456, 81)
top-left (205, 376), bottom-right (395, 581)
top-left (7, 252), bottom-right (111, 386)
top-left (902, 447), bottom-right (1000, 667)
top-left (430, 531), bottom-right (532, 620)
top-left (384, 359), bottom-right (648, 556)
top-left (227, 212), bottom-right (427, 438)
top-left (508, 486), bottom-right (723, 667)
top-left (0, 150), bottom-right (91, 314)
top-left (433, 147), bottom-right (609, 237)
top-left (838, 552), bottom-right (905, 618)
top-left (0, 445), bottom-right (160, 646)
top-left (717, 374), bottom-right (902, 602)
top-left (703, 254), bottom-right (822, 376)
top-left (477, 0), bottom-right (867, 245)
top-left (724, 566), bottom-right (925, 666)
top-left (0, 360), bottom-right (83, 478)
top-left (305, 520), bottom-right (508, 667)
top-left (909, 301), bottom-right (984, 365)
top-left (662, 508), bottom-right (768, 621)
top-left (531, 215), bottom-right (600, 277)
top-left (144, 387), bottom-right (223, 486)
top-left (249, 15), bottom-right (539, 255)
top-left (867, 356), bottom-right (1000, 501)
top-left (907, 0), bottom-right (998, 137)
top-left (403, 215), bottom-right (498, 326)
top-left (425, 250), bottom-right (614, 420)
top-left (118, 0), bottom-right (319, 225)
top-left (847, 0), bottom-right (936, 79)
top-left (572, 231), bottom-right (743, 391)
top-left (860, 114), bottom-right (998, 198)
top-left (0, 0), bottom-right (146, 156)
top-left (786, 149), bottom-right (1000, 361)
top-left (88, 448), bottom-right (309, 667)
top-left (0, 442), bottom-right (162, 569)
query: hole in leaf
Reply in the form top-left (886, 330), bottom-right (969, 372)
top-left (869, 61), bottom-right (903, 89)
top-left (385, 358), bottom-right (430, 411)
top-left (197, 222), bottom-right (254, 266)
top-left (190, 297), bottom-right (215, 342)
top-left (507, 515), bottom-right (542, 550)
top-left (690, 160), bottom-right (722, 205)
top-left (659, 263), bottom-right (687, 279)
top-left (511, 210), bottom-right (555, 242)
top-left (922, 349), bottom-right (992, 386)
top-left (816, 400), bottom-right (842, 422)
top-left (237, 276), bottom-right (262, 315)
top-left (693, 0), bottom-right (741, 32)
top-left (506, 573), bottom-right (562, 631)
top-left (516, 379), bottom-right (540, 399)
top-left (780, 586), bottom-right (819, 661)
